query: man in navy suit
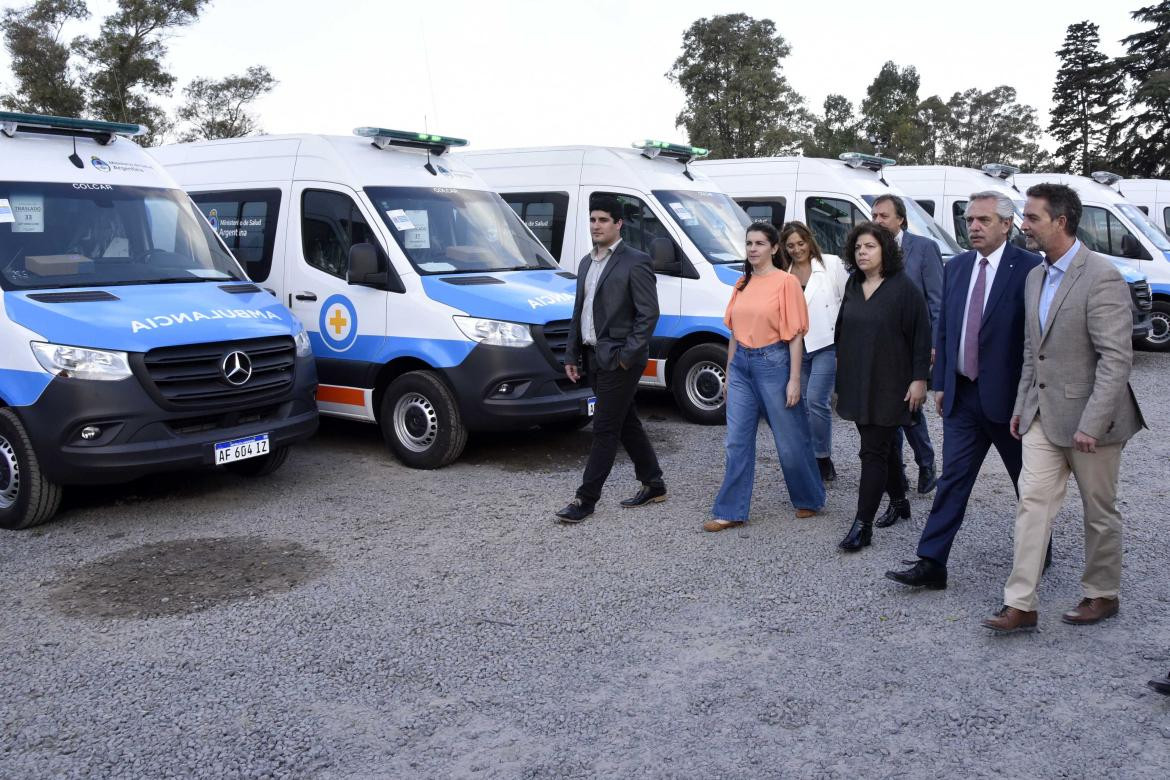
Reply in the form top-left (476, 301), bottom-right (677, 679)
top-left (885, 192), bottom-right (1042, 588)
top-left (870, 194), bottom-right (944, 528)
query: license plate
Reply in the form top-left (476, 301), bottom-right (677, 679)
top-left (214, 433), bottom-right (270, 465)
top-left (587, 396), bottom-right (597, 416)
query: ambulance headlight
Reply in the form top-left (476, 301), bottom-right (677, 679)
top-left (294, 329), bottom-right (313, 357)
top-left (452, 316), bottom-right (533, 348)
top-left (31, 342), bottom-right (132, 381)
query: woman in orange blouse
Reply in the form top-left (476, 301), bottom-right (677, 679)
top-left (706, 222), bottom-right (826, 531)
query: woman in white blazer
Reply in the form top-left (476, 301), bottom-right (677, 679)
top-left (780, 222), bottom-right (847, 482)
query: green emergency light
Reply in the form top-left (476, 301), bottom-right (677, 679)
top-left (354, 126), bottom-right (468, 154)
top-left (0, 111), bottom-right (147, 144)
top-left (981, 163), bottom-right (1021, 180)
top-left (1090, 171), bottom-right (1122, 186)
top-left (633, 139), bottom-right (710, 161)
top-left (839, 152), bottom-right (897, 172)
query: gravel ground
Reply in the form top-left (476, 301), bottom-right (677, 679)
top-left (2, 352), bottom-right (1169, 779)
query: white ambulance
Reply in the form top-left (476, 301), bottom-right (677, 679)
top-left (1014, 171), bottom-right (1169, 350)
top-left (464, 141), bottom-right (751, 424)
top-left (0, 112), bottom-right (318, 529)
top-left (1120, 179), bottom-right (1170, 233)
top-left (694, 152), bottom-right (961, 262)
top-left (153, 128), bottom-right (594, 468)
top-left (884, 163), bottom-right (1028, 250)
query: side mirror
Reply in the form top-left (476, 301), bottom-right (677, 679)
top-left (1120, 234), bottom-right (1151, 261)
top-left (347, 242), bottom-right (388, 286)
top-left (649, 237), bottom-right (681, 274)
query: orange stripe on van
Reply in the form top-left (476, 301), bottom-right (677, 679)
top-left (317, 385), bottom-right (366, 407)
top-left (642, 359), bottom-right (659, 378)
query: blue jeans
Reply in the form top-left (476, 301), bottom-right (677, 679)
top-left (712, 342), bottom-right (826, 521)
top-left (800, 344), bottom-right (836, 459)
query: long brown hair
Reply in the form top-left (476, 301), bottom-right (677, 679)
top-left (737, 221), bottom-right (784, 291)
top-left (778, 221), bottom-right (826, 271)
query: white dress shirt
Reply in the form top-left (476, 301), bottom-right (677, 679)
top-left (957, 241), bottom-right (1006, 374)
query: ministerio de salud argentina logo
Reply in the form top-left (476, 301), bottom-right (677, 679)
top-left (90, 156), bottom-right (111, 172)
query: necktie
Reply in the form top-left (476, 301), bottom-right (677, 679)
top-left (963, 258), bottom-right (989, 379)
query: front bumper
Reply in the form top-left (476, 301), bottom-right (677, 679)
top-left (16, 355), bottom-right (318, 485)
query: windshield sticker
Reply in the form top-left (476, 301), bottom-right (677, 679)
top-left (188, 269), bottom-right (233, 279)
top-left (10, 194), bottom-right (45, 233)
top-left (131, 308), bottom-right (282, 334)
top-left (0, 199), bottom-right (13, 223)
top-left (668, 202), bottom-right (696, 223)
top-left (404, 210), bottom-right (430, 249)
top-left (418, 261), bottom-right (457, 272)
top-left (385, 209), bottom-right (416, 231)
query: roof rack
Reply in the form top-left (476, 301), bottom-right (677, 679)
top-left (0, 111), bottom-right (147, 145)
top-left (353, 126), bottom-right (468, 155)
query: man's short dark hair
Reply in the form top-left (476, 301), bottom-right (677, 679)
top-left (589, 194), bottom-right (623, 224)
top-left (873, 193), bottom-right (907, 228)
top-left (1025, 183), bottom-right (1082, 237)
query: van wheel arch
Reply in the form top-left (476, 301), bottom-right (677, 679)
top-left (374, 363), bottom-right (468, 469)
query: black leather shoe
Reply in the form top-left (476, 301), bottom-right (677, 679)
top-left (817, 457), bottom-right (837, 483)
top-left (885, 558), bottom-right (947, 589)
top-left (1148, 673), bottom-right (1170, 695)
top-left (555, 498), bottom-right (594, 524)
top-left (620, 483), bottom-right (666, 508)
top-left (917, 464), bottom-right (938, 494)
top-left (838, 516), bottom-right (872, 552)
top-left (874, 498), bottom-right (911, 528)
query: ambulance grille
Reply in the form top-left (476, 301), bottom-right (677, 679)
top-left (138, 336), bottom-right (296, 408)
top-left (1131, 280), bottom-right (1153, 312)
top-left (535, 319), bottom-right (572, 370)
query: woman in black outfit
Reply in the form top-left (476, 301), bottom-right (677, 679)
top-left (834, 222), bottom-right (931, 552)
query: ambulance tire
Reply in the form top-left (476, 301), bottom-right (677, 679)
top-left (0, 408), bottom-right (63, 530)
top-left (225, 445), bottom-right (290, 477)
top-left (1138, 301), bottom-right (1170, 352)
top-left (381, 371), bottom-right (468, 469)
top-left (671, 343), bottom-right (727, 425)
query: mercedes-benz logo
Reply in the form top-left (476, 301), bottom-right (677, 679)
top-left (221, 351), bottom-right (253, 386)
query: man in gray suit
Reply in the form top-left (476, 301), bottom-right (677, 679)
top-left (870, 194), bottom-right (943, 527)
top-left (555, 194), bottom-right (665, 523)
top-left (983, 183), bottom-right (1144, 633)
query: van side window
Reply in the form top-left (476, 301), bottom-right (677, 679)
top-left (952, 200), bottom-right (971, 250)
top-left (504, 192), bottom-right (569, 258)
top-left (917, 200), bottom-right (936, 217)
top-left (736, 198), bottom-right (787, 227)
top-left (191, 189), bottom-right (280, 282)
top-left (301, 189), bottom-right (387, 279)
top-left (591, 192), bottom-right (672, 256)
top-left (1078, 205), bottom-right (1137, 257)
top-left (1163, 207), bottom-right (1169, 233)
top-left (805, 197), bottom-right (866, 257)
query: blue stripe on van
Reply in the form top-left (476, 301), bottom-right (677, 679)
top-left (0, 369), bottom-right (53, 407)
top-left (308, 332), bottom-right (476, 368)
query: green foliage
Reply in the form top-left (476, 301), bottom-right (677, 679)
top-left (82, 0), bottom-right (211, 144)
top-left (667, 13), bottom-right (810, 159)
top-left (177, 66), bottom-right (277, 142)
top-left (1115, 1), bottom-right (1170, 177)
top-left (859, 62), bottom-right (924, 162)
top-left (938, 86), bottom-right (1050, 170)
top-left (0, 0), bottom-right (88, 116)
top-left (915, 96), bottom-right (951, 164)
top-left (1049, 21), bottom-right (1124, 175)
top-left (803, 94), bottom-right (868, 158)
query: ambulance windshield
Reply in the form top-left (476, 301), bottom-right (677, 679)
top-left (367, 187), bottom-right (558, 274)
top-left (862, 194), bottom-right (962, 258)
top-left (653, 190), bottom-right (751, 264)
top-left (0, 182), bottom-right (246, 291)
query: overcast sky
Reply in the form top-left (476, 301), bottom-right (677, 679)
top-left (1, 0), bottom-right (1147, 151)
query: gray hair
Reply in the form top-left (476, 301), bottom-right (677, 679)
top-left (965, 191), bottom-right (1015, 221)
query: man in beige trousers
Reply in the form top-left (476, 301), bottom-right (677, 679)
top-left (983, 183), bottom-right (1144, 633)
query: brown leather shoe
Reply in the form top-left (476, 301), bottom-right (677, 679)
top-left (981, 605), bottom-right (1038, 633)
top-left (795, 509), bottom-right (817, 519)
top-left (703, 519), bottom-right (743, 533)
top-left (1061, 597), bottom-right (1119, 625)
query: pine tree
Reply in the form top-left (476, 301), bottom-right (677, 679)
top-left (1049, 21), bottom-right (1124, 175)
top-left (1114, 1), bottom-right (1170, 177)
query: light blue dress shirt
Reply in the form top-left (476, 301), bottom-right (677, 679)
top-left (1038, 240), bottom-right (1080, 332)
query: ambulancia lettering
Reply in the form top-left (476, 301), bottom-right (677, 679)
top-left (528, 292), bottom-right (574, 309)
top-left (131, 308), bottom-right (282, 333)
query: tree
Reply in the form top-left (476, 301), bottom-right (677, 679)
top-left (0, 0), bottom-right (88, 116)
top-left (859, 61), bottom-right (924, 162)
top-left (938, 86), bottom-right (1050, 170)
top-left (803, 94), bottom-right (867, 158)
top-left (667, 14), bottom-right (811, 159)
top-left (1114, 1), bottom-right (1170, 177)
top-left (1049, 21), bottom-right (1125, 175)
top-left (915, 95), bottom-right (952, 165)
top-left (177, 66), bottom-right (277, 141)
top-left (82, 0), bottom-right (211, 144)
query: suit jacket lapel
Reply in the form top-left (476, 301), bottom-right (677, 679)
top-left (596, 242), bottom-right (623, 292)
top-left (980, 245), bottom-right (1014, 325)
top-left (952, 252), bottom-right (974, 328)
top-left (1039, 245), bottom-right (1089, 343)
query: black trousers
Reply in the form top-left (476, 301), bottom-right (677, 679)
top-left (576, 349), bottom-right (663, 505)
top-left (855, 423), bottom-right (907, 522)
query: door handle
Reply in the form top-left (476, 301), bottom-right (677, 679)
top-left (294, 291), bottom-right (317, 302)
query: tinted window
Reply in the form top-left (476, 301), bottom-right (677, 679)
top-left (917, 199), bottom-right (935, 217)
top-left (1078, 205), bottom-right (1140, 257)
top-left (736, 198), bottom-right (787, 228)
top-left (805, 196), bottom-right (867, 256)
top-left (301, 189), bottom-right (388, 279)
top-left (1164, 206), bottom-right (1170, 233)
top-left (503, 192), bottom-right (569, 259)
top-left (192, 189), bottom-right (280, 282)
top-left (595, 192), bottom-right (673, 255)
top-left (952, 200), bottom-right (971, 249)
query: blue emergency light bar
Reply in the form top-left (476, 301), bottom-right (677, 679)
top-left (354, 126), bottom-right (468, 154)
top-left (1090, 171), bottom-right (1122, 186)
top-left (633, 139), bottom-right (710, 162)
top-left (0, 111), bottom-right (147, 141)
top-left (839, 152), bottom-right (897, 172)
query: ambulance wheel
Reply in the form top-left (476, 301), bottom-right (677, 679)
top-left (381, 371), bottom-right (468, 469)
top-left (1138, 301), bottom-right (1170, 352)
top-left (225, 446), bottom-right (290, 477)
top-left (0, 408), bottom-right (63, 530)
top-left (671, 343), bottom-right (727, 425)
